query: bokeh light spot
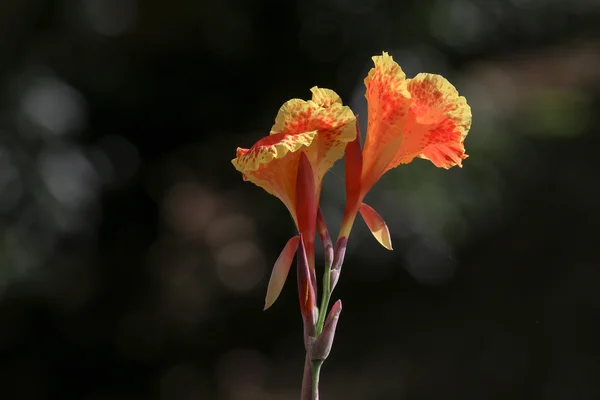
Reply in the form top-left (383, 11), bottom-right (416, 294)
top-left (20, 76), bottom-right (87, 136)
top-left (205, 213), bottom-right (255, 249)
top-left (216, 240), bottom-right (264, 293)
top-left (163, 183), bottom-right (218, 238)
top-left (38, 146), bottom-right (100, 211)
top-left (431, 0), bottom-right (486, 49)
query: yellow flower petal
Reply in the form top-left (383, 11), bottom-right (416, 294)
top-left (269, 87), bottom-right (356, 193)
top-left (232, 131), bottom-right (316, 175)
top-left (310, 87), bottom-right (342, 108)
top-left (231, 131), bottom-right (316, 216)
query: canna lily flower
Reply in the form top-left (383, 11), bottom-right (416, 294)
top-left (232, 87), bottom-right (357, 310)
top-left (340, 52), bottom-right (472, 248)
top-left (230, 53), bottom-right (474, 400)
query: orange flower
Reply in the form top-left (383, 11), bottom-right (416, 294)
top-left (340, 52), bottom-right (472, 246)
top-left (233, 87), bottom-right (356, 224)
top-left (232, 87), bottom-right (357, 309)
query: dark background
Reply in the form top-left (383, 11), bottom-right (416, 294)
top-left (1, 0), bottom-right (600, 399)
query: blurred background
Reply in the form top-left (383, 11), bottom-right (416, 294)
top-left (0, 0), bottom-right (599, 399)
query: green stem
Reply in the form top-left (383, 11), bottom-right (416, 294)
top-left (311, 360), bottom-right (323, 400)
top-left (316, 263), bottom-right (332, 335)
top-left (309, 264), bottom-right (331, 399)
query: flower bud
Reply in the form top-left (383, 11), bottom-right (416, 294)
top-left (330, 237), bottom-right (348, 291)
top-left (311, 300), bottom-right (342, 362)
top-left (317, 209), bottom-right (334, 267)
top-left (297, 234), bottom-right (316, 343)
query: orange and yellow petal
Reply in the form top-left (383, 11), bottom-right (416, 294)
top-left (361, 52), bottom-right (412, 185)
top-left (386, 73), bottom-right (472, 170)
top-left (232, 87), bottom-right (356, 219)
top-left (231, 130), bottom-right (316, 215)
top-left (233, 131), bottom-right (316, 174)
top-left (310, 87), bottom-right (342, 108)
top-left (271, 87), bottom-right (357, 188)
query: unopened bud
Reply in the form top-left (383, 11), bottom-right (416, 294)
top-left (332, 237), bottom-right (348, 271)
top-left (311, 300), bottom-right (342, 362)
top-left (325, 244), bottom-right (334, 269)
top-left (317, 209), bottom-right (334, 266)
top-left (330, 268), bottom-right (340, 292)
top-left (297, 234), bottom-right (316, 340)
top-left (330, 237), bottom-right (347, 291)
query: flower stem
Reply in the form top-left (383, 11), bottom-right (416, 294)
top-left (309, 237), bottom-right (345, 398)
top-left (316, 263), bottom-right (332, 335)
top-left (301, 354), bottom-right (312, 400)
top-left (311, 360), bottom-right (323, 400)
top-left (309, 263), bottom-right (332, 399)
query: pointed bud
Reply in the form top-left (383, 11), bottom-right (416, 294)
top-left (359, 203), bottom-right (393, 250)
top-left (311, 300), bottom-right (342, 362)
top-left (324, 244), bottom-right (334, 270)
top-left (330, 237), bottom-right (348, 291)
top-left (317, 208), bottom-right (334, 267)
top-left (264, 235), bottom-right (301, 310)
top-left (332, 237), bottom-right (348, 271)
top-left (296, 152), bottom-right (317, 292)
top-left (330, 268), bottom-right (340, 293)
top-left (297, 234), bottom-right (316, 340)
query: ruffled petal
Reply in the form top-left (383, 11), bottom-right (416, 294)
top-left (232, 87), bottom-right (356, 222)
top-left (387, 73), bottom-right (472, 170)
top-left (310, 87), bottom-right (342, 107)
top-left (271, 87), bottom-right (357, 188)
top-left (233, 131), bottom-right (316, 174)
top-left (231, 131), bottom-right (316, 215)
top-left (361, 52), bottom-right (412, 189)
top-left (232, 87), bottom-right (357, 223)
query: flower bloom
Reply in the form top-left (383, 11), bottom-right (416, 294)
top-left (231, 53), bottom-right (472, 400)
top-left (232, 87), bottom-right (357, 309)
top-left (340, 52), bottom-right (472, 246)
